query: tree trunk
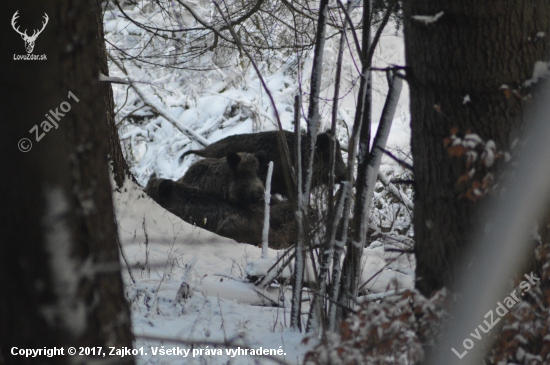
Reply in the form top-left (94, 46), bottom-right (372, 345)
top-left (1, 0), bottom-right (134, 363)
top-left (94, 3), bottom-right (133, 188)
top-left (339, 0), bottom-right (373, 312)
top-left (403, 1), bottom-right (550, 296)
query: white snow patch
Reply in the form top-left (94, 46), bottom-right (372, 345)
top-left (412, 11), bottom-right (444, 25)
top-left (99, 72), bottom-right (129, 84)
top-left (524, 61), bottom-right (550, 86)
top-left (463, 94), bottom-right (471, 104)
top-left (41, 186), bottom-right (87, 336)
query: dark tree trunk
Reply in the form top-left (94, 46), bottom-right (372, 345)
top-left (94, 3), bottom-right (133, 189)
top-left (1, 0), bottom-right (134, 363)
top-left (403, 1), bottom-right (550, 296)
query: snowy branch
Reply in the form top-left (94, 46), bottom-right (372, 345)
top-left (412, 11), bottom-right (444, 25)
top-left (108, 56), bottom-right (210, 147)
top-left (378, 171), bottom-right (414, 211)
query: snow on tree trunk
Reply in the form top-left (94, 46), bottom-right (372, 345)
top-left (328, 183), bottom-right (352, 331)
top-left (303, 0), bottom-right (330, 202)
top-left (327, 0), bottom-right (357, 228)
top-left (261, 161), bottom-right (274, 259)
top-left (306, 182), bottom-right (349, 333)
top-left (339, 0), bottom-right (373, 317)
top-left (403, 0), bottom-right (550, 295)
top-left (304, 1), bottom-right (358, 334)
top-left (427, 86), bottom-right (550, 365)
top-left (2, 0), bottom-right (134, 357)
top-left (290, 94), bottom-right (305, 330)
top-left (358, 74), bottom-right (403, 241)
top-left (339, 74), bottom-right (402, 312)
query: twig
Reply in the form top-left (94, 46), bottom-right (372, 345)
top-left (108, 55), bottom-right (209, 147)
top-left (335, 0), bottom-right (362, 63)
top-left (377, 171), bottom-right (414, 211)
top-left (117, 232), bottom-right (135, 285)
top-left (390, 179), bottom-right (415, 185)
top-left (376, 146), bottom-right (414, 172)
top-left (217, 295), bottom-right (228, 342)
top-left (357, 288), bottom-right (408, 303)
top-left (253, 288), bottom-right (282, 307)
top-left (365, 0), bottom-right (399, 67)
top-left (357, 251), bottom-right (405, 292)
top-left (370, 65), bottom-right (408, 72)
top-left (212, 0), bottom-right (296, 206)
top-left (262, 161), bottom-right (274, 259)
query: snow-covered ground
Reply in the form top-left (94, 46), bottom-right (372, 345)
top-left (114, 167), bottom-right (412, 364)
top-left (107, 5), bottom-right (414, 363)
top-left (115, 179), bottom-right (314, 364)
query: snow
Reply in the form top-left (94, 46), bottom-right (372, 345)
top-left (262, 161), bottom-right (274, 259)
top-left (114, 154), bottom-right (413, 363)
top-left (412, 11), bottom-right (445, 25)
top-left (115, 177), bottom-right (315, 363)
top-left (42, 186), bottom-right (87, 336)
top-left (524, 61), bottom-right (550, 86)
top-left (106, 4), bottom-right (415, 363)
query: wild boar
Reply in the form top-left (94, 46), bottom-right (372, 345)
top-left (180, 131), bottom-right (347, 198)
top-left (145, 175), bottom-right (264, 245)
top-left (178, 152), bottom-right (266, 207)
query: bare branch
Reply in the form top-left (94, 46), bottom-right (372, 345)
top-left (109, 56), bottom-right (209, 147)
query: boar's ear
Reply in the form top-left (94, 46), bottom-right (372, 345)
top-left (158, 179), bottom-right (174, 200)
top-left (227, 152), bottom-right (242, 173)
top-left (316, 132), bottom-right (331, 150)
top-left (254, 150), bottom-right (267, 168)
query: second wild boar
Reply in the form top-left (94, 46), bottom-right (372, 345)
top-left (180, 131), bottom-right (347, 198)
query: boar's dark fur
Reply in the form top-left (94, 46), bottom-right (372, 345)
top-left (178, 151), bottom-right (266, 207)
top-left (266, 200), bottom-right (319, 249)
top-left (145, 176), bottom-right (263, 244)
top-left (180, 131), bottom-right (347, 198)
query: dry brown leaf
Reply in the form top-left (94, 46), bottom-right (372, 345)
top-left (448, 145), bottom-right (466, 157)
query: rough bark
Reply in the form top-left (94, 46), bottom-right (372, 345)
top-left (94, 3), bottom-right (133, 188)
top-left (403, 1), bottom-right (550, 295)
top-left (339, 0), bottom-right (373, 312)
top-left (1, 0), bottom-right (134, 363)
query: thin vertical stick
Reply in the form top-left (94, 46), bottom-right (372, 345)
top-left (361, 73), bottom-right (403, 226)
top-left (306, 182), bottom-right (348, 332)
top-left (328, 183), bottom-right (352, 330)
top-left (290, 94), bottom-right (304, 330)
top-left (303, 0), bottom-right (330, 202)
top-left (328, 0), bottom-right (356, 230)
top-left (261, 161), bottom-right (274, 259)
top-left (339, 0), bottom-right (373, 319)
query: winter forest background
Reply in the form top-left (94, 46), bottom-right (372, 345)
top-left (2, 1), bottom-right (550, 365)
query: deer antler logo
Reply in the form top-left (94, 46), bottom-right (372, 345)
top-left (12, 11), bottom-right (49, 54)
